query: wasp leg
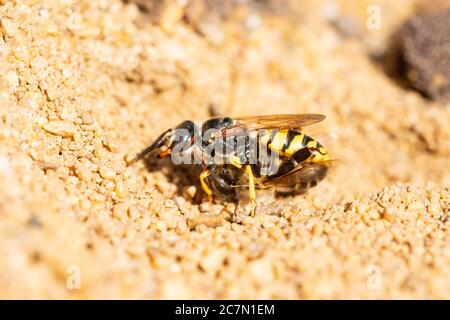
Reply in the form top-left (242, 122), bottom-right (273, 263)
top-left (229, 156), bottom-right (257, 216)
top-left (199, 169), bottom-right (213, 200)
top-left (245, 165), bottom-right (257, 217)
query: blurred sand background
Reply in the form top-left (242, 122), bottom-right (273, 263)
top-left (0, 0), bottom-right (449, 298)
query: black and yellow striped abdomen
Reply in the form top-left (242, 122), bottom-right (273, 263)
top-left (259, 129), bottom-right (327, 159)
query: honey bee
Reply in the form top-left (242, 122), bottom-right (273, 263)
top-left (132, 114), bottom-right (334, 216)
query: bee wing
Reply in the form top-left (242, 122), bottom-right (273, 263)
top-left (222, 114), bottom-right (326, 137)
top-left (260, 160), bottom-right (337, 188)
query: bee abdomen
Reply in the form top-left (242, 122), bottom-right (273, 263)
top-left (274, 163), bottom-right (329, 196)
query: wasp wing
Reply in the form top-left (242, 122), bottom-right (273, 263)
top-left (228, 160), bottom-right (337, 189)
top-left (259, 160), bottom-right (337, 188)
top-left (221, 114), bottom-right (326, 137)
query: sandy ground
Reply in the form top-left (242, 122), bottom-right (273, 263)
top-left (0, 0), bottom-right (449, 299)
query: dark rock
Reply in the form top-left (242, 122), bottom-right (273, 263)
top-left (400, 8), bottom-right (450, 101)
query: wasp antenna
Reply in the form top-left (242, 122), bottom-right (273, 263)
top-left (127, 144), bottom-right (158, 166)
top-left (136, 145), bottom-right (157, 161)
top-left (127, 157), bottom-right (137, 166)
top-left (127, 152), bottom-right (145, 166)
top-left (128, 129), bottom-right (173, 166)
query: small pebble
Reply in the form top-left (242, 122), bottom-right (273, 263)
top-left (42, 120), bottom-right (77, 137)
top-left (103, 138), bottom-right (119, 153)
top-left (1, 18), bottom-right (18, 37)
top-left (81, 112), bottom-right (95, 125)
top-left (182, 185), bottom-right (197, 199)
top-left (75, 163), bottom-right (92, 181)
top-left (99, 165), bottom-right (116, 180)
top-left (188, 214), bottom-right (221, 229)
top-left (115, 180), bottom-right (128, 198)
top-left (30, 56), bottom-right (48, 71)
top-left (5, 70), bottom-right (19, 88)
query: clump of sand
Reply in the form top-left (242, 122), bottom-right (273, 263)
top-left (0, 0), bottom-right (449, 299)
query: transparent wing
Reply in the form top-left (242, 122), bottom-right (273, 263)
top-left (222, 114), bottom-right (326, 137)
top-left (260, 160), bottom-right (337, 188)
top-left (228, 160), bottom-right (337, 189)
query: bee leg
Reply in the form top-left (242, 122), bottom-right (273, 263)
top-left (245, 165), bottom-right (257, 217)
top-left (199, 169), bottom-right (213, 201)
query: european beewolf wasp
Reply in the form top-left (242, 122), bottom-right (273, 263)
top-left (132, 114), bottom-right (334, 216)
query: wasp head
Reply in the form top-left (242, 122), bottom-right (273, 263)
top-left (201, 117), bottom-right (233, 146)
top-left (132, 120), bottom-right (196, 163)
